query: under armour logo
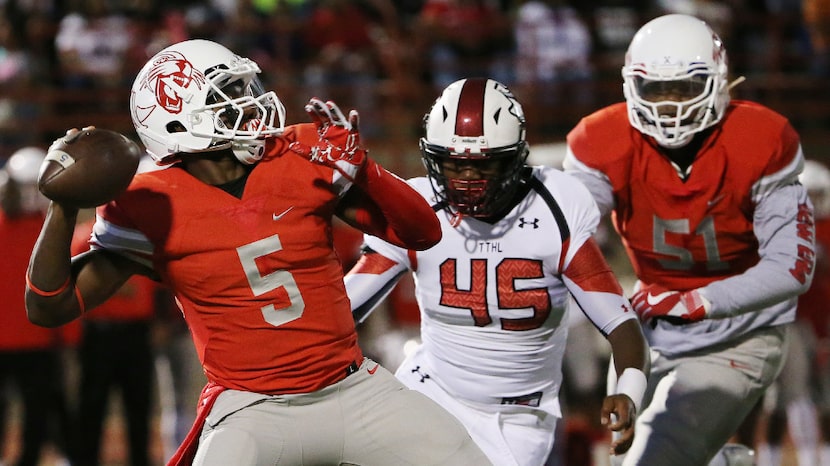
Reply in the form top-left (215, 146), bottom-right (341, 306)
top-left (518, 217), bottom-right (539, 229)
top-left (411, 366), bottom-right (430, 383)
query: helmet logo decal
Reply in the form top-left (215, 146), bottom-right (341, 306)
top-left (455, 79), bottom-right (486, 136)
top-left (492, 81), bottom-right (525, 124)
top-left (132, 51), bottom-right (207, 127)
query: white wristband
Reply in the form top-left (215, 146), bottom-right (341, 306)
top-left (614, 368), bottom-right (647, 413)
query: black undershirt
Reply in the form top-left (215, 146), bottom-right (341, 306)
top-left (216, 167), bottom-right (253, 198)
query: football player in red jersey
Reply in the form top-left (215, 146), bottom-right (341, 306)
top-left (563, 14), bottom-right (816, 466)
top-left (0, 147), bottom-right (76, 466)
top-left (25, 39), bottom-right (490, 466)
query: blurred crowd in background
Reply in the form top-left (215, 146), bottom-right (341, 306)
top-left (1, 0), bottom-right (830, 465)
top-left (2, 0), bottom-right (830, 174)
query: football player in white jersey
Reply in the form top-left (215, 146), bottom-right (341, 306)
top-left (344, 77), bottom-right (650, 466)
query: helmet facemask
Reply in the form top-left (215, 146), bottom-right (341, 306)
top-left (422, 140), bottom-right (528, 219)
top-left (624, 70), bottom-right (723, 148)
top-left (196, 63), bottom-right (285, 164)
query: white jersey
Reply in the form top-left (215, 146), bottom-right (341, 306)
top-left (362, 166), bottom-right (616, 403)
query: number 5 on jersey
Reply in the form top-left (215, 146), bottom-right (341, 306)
top-left (237, 234), bottom-right (306, 327)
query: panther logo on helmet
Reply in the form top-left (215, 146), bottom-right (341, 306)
top-left (132, 51), bottom-right (206, 127)
top-left (492, 80), bottom-right (524, 123)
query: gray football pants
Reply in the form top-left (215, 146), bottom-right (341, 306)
top-left (192, 357), bottom-right (492, 466)
top-left (617, 324), bottom-right (789, 466)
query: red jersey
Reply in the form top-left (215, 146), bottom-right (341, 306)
top-left (567, 101), bottom-right (802, 290)
top-left (0, 211), bottom-right (80, 349)
top-left (72, 220), bottom-right (158, 322)
top-left (92, 124), bottom-right (362, 394)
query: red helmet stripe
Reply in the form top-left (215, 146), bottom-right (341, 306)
top-left (455, 79), bottom-right (486, 137)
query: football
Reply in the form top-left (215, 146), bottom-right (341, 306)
top-left (38, 128), bottom-right (142, 208)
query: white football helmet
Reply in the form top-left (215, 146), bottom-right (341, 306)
top-left (130, 39), bottom-right (286, 165)
top-left (623, 14), bottom-right (730, 148)
top-left (3, 146), bottom-right (48, 214)
top-left (6, 146), bottom-right (46, 183)
top-left (800, 159), bottom-right (830, 219)
top-left (421, 78), bottom-right (529, 219)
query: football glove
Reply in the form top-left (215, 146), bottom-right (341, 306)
top-left (289, 98), bottom-right (366, 183)
top-left (630, 284), bottom-right (708, 325)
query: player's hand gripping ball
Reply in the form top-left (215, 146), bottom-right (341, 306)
top-left (38, 127), bottom-right (142, 208)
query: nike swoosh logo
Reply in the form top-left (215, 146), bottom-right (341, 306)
top-left (646, 291), bottom-right (675, 305)
top-left (272, 206), bottom-right (294, 221)
top-left (367, 363), bottom-right (380, 375)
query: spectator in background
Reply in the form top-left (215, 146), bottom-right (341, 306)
top-left (415, 0), bottom-right (513, 88)
top-left (2, 0), bottom-right (63, 86)
top-left (755, 159), bottom-right (830, 466)
top-left (0, 147), bottom-right (76, 466)
top-left (513, 0), bottom-right (595, 131)
top-left (54, 0), bottom-right (133, 108)
top-left (301, 0), bottom-right (397, 126)
top-left (227, 0), bottom-right (312, 96)
top-left (804, 0), bottom-right (830, 76)
top-left (0, 12), bottom-right (45, 155)
top-left (70, 214), bottom-right (160, 466)
top-left (803, 158), bottom-right (830, 465)
top-left (514, 1), bottom-right (593, 89)
top-left (154, 287), bottom-right (204, 464)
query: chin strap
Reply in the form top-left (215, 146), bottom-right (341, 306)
top-left (449, 211), bottom-right (463, 228)
top-left (727, 76), bottom-right (746, 91)
top-left (232, 140), bottom-right (266, 165)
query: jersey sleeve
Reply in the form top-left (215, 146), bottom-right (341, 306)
top-left (697, 112), bottom-right (815, 318)
top-left (554, 170), bottom-right (602, 271)
top-left (751, 123), bottom-right (803, 201)
top-left (702, 148), bottom-right (815, 318)
top-left (563, 104), bottom-right (633, 217)
top-left (344, 247), bottom-right (410, 324)
top-left (562, 238), bottom-right (637, 336)
top-left (343, 177), bottom-right (427, 323)
top-left (562, 148), bottom-right (615, 217)
top-left (91, 202), bottom-right (155, 269)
